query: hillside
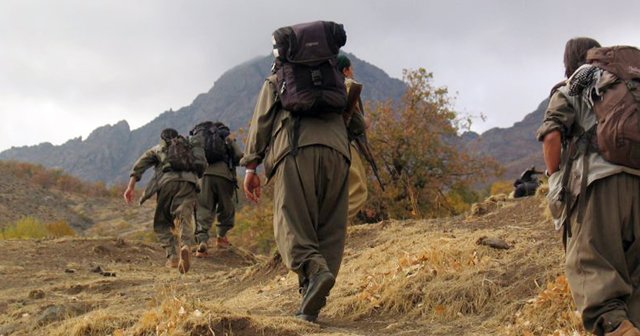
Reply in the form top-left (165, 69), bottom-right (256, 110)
top-left (0, 194), bottom-right (584, 336)
top-left (0, 161), bottom-right (153, 234)
top-left (0, 53), bottom-right (406, 185)
top-left (466, 99), bottom-right (547, 180)
top-left (0, 49), bottom-right (550, 185)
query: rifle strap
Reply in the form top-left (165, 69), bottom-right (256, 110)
top-left (289, 116), bottom-right (301, 157)
top-left (575, 127), bottom-right (597, 225)
top-left (558, 130), bottom-right (578, 238)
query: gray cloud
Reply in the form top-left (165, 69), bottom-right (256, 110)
top-left (1, 0), bottom-right (639, 151)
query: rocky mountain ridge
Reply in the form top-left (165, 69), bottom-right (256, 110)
top-left (0, 54), bottom-right (406, 185)
top-left (0, 53), bottom-right (547, 185)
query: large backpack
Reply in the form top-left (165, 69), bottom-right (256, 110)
top-left (271, 21), bottom-right (347, 116)
top-left (190, 121), bottom-right (230, 164)
top-left (586, 46), bottom-right (640, 168)
top-left (163, 135), bottom-right (198, 173)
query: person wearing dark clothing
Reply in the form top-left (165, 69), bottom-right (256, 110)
top-left (513, 166), bottom-right (542, 198)
top-left (194, 133), bottom-right (243, 255)
top-left (124, 128), bottom-right (205, 274)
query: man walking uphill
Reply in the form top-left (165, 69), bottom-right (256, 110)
top-left (242, 20), bottom-right (350, 323)
top-left (537, 37), bottom-right (640, 335)
top-left (337, 54), bottom-right (369, 219)
top-left (190, 121), bottom-right (244, 255)
top-left (124, 128), bottom-right (206, 274)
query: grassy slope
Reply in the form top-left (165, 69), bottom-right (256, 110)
top-left (0, 194), bottom-right (585, 335)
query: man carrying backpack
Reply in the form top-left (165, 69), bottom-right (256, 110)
top-left (242, 21), bottom-right (350, 323)
top-left (124, 128), bottom-right (206, 274)
top-left (337, 54), bottom-right (369, 219)
top-left (537, 38), bottom-right (640, 335)
top-left (190, 121), bottom-right (243, 255)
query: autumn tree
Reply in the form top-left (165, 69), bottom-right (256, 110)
top-left (363, 68), bottom-right (501, 220)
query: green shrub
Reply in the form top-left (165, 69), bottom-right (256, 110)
top-left (0, 217), bottom-right (76, 239)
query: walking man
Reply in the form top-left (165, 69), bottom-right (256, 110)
top-left (537, 38), bottom-right (640, 335)
top-left (124, 128), bottom-right (205, 274)
top-left (242, 21), bottom-right (351, 322)
top-left (337, 54), bottom-right (369, 219)
top-left (191, 121), bottom-right (244, 255)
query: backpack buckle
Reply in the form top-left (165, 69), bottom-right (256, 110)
top-left (311, 69), bottom-right (323, 86)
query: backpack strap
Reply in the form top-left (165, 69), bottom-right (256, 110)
top-left (560, 125), bottom-right (597, 232)
top-left (289, 116), bottom-right (302, 157)
top-left (575, 127), bottom-right (594, 225)
top-left (549, 80), bottom-right (567, 98)
top-left (266, 76), bottom-right (302, 157)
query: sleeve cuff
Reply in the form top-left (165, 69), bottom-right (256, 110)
top-left (239, 154), bottom-right (262, 167)
top-left (535, 123), bottom-right (563, 142)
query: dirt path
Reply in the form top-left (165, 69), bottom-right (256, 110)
top-left (0, 196), bottom-right (577, 336)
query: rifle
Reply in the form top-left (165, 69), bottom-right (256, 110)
top-left (344, 81), bottom-right (385, 191)
top-left (343, 82), bottom-right (363, 126)
top-left (354, 134), bottom-right (385, 191)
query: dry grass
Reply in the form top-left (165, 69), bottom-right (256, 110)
top-left (502, 275), bottom-right (584, 335)
top-left (48, 309), bottom-right (135, 336)
top-left (1, 194), bottom-right (589, 335)
top-left (327, 225), bottom-right (561, 328)
top-left (129, 290), bottom-right (314, 336)
top-left (469, 193), bottom-right (511, 216)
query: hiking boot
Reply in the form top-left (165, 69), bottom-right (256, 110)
top-left (195, 242), bottom-right (208, 258)
top-left (298, 270), bottom-right (335, 318)
top-left (165, 255), bottom-right (179, 268)
top-left (216, 236), bottom-right (231, 249)
top-left (178, 245), bottom-right (191, 274)
top-left (295, 313), bottom-right (318, 323)
top-left (605, 320), bottom-right (640, 336)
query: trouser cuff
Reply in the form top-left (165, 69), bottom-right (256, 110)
top-left (595, 309), bottom-right (629, 334)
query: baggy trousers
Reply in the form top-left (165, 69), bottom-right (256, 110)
top-left (272, 146), bottom-right (349, 280)
top-left (154, 181), bottom-right (197, 257)
top-left (347, 143), bottom-right (368, 219)
top-left (195, 175), bottom-right (236, 242)
top-left (565, 173), bottom-right (640, 334)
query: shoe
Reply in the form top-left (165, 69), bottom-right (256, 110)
top-left (298, 271), bottom-right (335, 317)
top-left (165, 255), bottom-right (179, 268)
top-left (295, 312), bottom-right (318, 323)
top-left (178, 245), bottom-right (191, 274)
top-left (195, 242), bottom-right (208, 258)
top-left (216, 236), bottom-right (231, 249)
top-left (605, 320), bottom-right (640, 336)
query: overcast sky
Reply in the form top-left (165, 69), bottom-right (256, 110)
top-left (1, 0), bottom-right (639, 152)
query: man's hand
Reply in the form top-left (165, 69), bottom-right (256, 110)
top-left (243, 172), bottom-right (261, 203)
top-left (123, 177), bottom-right (137, 204)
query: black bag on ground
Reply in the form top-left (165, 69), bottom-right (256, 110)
top-left (163, 135), bottom-right (197, 173)
top-left (190, 121), bottom-right (230, 164)
top-left (271, 20), bottom-right (347, 115)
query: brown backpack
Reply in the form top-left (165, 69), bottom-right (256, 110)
top-left (587, 46), bottom-right (640, 168)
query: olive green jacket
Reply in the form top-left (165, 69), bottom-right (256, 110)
top-left (240, 75), bottom-right (350, 178)
top-left (130, 140), bottom-right (201, 204)
top-left (536, 81), bottom-right (640, 199)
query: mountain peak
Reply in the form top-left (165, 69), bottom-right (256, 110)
top-left (0, 54), bottom-right (406, 185)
